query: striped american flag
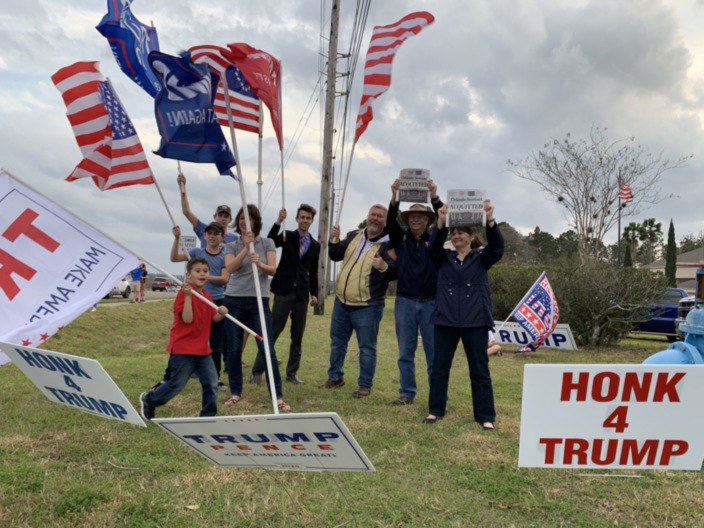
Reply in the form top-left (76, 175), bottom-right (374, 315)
top-left (189, 45), bottom-right (261, 134)
top-left (51, 61), bottom-right (154, 190)
top-left (354, 11), bottom-right (434, 142)
top-left (619, 180), bottom-right (634, 203)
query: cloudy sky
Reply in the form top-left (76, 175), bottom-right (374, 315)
top-left (2, 0), bottom-right (703, 275)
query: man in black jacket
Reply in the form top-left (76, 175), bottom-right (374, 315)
top-left (250, 204), bottom-right (320, 384)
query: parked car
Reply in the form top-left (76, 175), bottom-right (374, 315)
top-left (631, 287), bottom-right (688, 341)
top-left (151, 277), bottom-right (174, 292)
top-left (104, 277), bottom-right (131, 299)
top-left (676, 295), bottom-right (697, 338)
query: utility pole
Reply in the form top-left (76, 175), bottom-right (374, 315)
top-left (314, 0), bottom-right (341, 315)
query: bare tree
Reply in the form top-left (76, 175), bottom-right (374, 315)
top-left (508, 126), bottom-right (690, 264)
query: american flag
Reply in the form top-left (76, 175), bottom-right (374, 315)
top-left (511, 272), bottom-right (559, 353)
top-left (354, 11), bottom-right (435, 143)
top-left (619, 180), bottom-right (633, 203)
top-left (189, 45), bottom-right (261, 133)
top-left (51, 61), bottom-right (154, 191)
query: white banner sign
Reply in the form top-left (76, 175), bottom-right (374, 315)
top-left (1, 341), bottom-right (145, 427)
top-left (519, 364), bottom-right (704, 470)
top-left (494, 321), bottom-right (578, 351)
top-left (0, 169), bottom-right (139, 356)
top-left (154, 412), bottom-right (375, 472)
top-left (179, 235), bottom-right (198, 253)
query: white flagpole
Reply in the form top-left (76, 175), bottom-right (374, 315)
top-left (256, 102), bottom-right (263, 211)
top-left (333, 140), bottom-right (357, 229)
top-left (278, 60), bottom-right (286, 242)
top-left (221, 75), bottom-right (281, 415)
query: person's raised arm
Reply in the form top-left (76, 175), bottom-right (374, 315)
top-left (170, 226), bottom-right (189, 262)
top-left (177, 172), bottom-right (199, 228)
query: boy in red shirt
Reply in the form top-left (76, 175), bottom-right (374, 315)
top-left (140, 257), bottom-right (228, 420)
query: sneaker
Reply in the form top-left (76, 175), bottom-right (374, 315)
top-left (217, 382), bottom-right (227, 392)
top-left (392, 396), bottom-right (414, 406)
top-left (318, 378), bottom-right (345, 389)
top-left (352, 386), bottom-right (371, 398)
top-left (139, 392), bottom-right (155, 421)
top-left (250, 373), bottom-right (262, 385)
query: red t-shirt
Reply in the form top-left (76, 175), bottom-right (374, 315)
top-left (166, 287), bottom-right (215, 356)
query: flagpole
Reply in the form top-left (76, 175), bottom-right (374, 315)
top-left (278, 60), bottom-right (286, 242)
top-left (221, 75), bottom-right (281, 415)
top-left (105, 77), bottom-right (177, 228)
top-left (333, 140), bottom-right (357, 229)
top-left (256, 102), bottom-right (263, 210)
top-left (1, 168), bottom-right (261, 340)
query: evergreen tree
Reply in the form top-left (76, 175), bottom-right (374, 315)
top-left (623, 243), bottom-right (633, 267)
top-left (665, 219), bottom-right (677, 287)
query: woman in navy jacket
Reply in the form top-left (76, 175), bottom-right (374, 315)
top-left (423, 201), bottom-right (504, 430)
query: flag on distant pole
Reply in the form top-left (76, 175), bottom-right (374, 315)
top-left (96, 0), bottom-right (161, 97)
top-left (619, 180), bottom-right (633, 204)
top-left (52, 61), bottom-right (155, 191)
top-left (354, 11), bottom-right (435, 142)
top-left (224, 43), bottom-right (283, 149)
top-left (511, 272), bottom-right (560, 353)
top-left (189, 45), bottom-right (261, 133)
top-left (148, 51), bottom-right (236, 176)
top-left (0, 168), bottom-right (140, 364)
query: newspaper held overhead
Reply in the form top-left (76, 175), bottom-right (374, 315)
top-left (397, 168), bottom-right (430, 203)
top-left (447, 189), bottom-right (486, 228)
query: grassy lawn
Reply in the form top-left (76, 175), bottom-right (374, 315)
top-left (1, 298), bottom-right (702, 527)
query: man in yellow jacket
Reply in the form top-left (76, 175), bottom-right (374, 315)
top-left (318, 204), bottom-right (397, 398)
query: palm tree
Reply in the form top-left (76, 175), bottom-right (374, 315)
top-left (622, 222), bottom-right (645, 267)
top-left (640, 218), bottom-right (663, 264)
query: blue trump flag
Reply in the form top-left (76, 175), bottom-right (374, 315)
top-left (96, 0), bottom-right (161, 97)
top-left (148, 51), bottom-right (236, 175)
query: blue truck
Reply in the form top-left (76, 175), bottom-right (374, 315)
top-left (631, 287), bottom-right (689, 341)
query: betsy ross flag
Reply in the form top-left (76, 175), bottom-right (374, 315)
top-left (511, 272), bottom-right (559, 353)
top-left (189, 45), bottom-right (261, 133)
top-left (619, 181), bottom-right (633, 203)
top-left (225, 43), bottom-right (283, 149)
top-left (51, 61), bottom-right (155, 191)
top-left (354, 11), bottom-right (434, 142)
top-left (148, 51), bottom-right (236, 176)
top-left (96, 0), bottom-right (161, 97)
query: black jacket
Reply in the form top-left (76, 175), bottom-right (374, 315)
top-left (267, 223), bottom-right (321, 301)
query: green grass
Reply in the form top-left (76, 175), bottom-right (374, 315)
top-left (1, 298), bottom-right (703, 527)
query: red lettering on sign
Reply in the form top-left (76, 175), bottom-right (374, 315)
top-left (560, 371), bottom-right (684, 403)
top-left (0, 248), bottom-right (36, 300)
top-left (540, 437), bottom-right (689, 466)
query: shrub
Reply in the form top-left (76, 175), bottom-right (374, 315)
top-left (489, 265), bottom-right (665, 347)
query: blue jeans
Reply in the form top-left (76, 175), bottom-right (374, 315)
top-left (327, 298), bottom-right (384, 389)
top-left (223, 296), bottom-right (283, 398)
top-left (395, 296), bottom-right (435, 399)
top-left (145, 354), bottom-right (218, 416)
top-left (428, 325), bottom-right (495, 423)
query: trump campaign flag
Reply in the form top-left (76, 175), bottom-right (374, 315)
top-left (52, 62), bottom-right (155, 191)
top-left (354, 11), bottom-right (434, 142)
top-left (0, 169), bottom-right (140, 365)
top-left (149, 51), bottom-right (236, 175)
top-left (225, 43), bottom-right (283, 149)
top-left (510, 272), bottom-right (560, 353)
top-left (189, 45), bottom-right (261, 133)
top-left (96, 0), bottom-right (161, 97)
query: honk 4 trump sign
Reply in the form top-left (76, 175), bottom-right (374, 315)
top-left (519, 365), bottom-right (704, 470)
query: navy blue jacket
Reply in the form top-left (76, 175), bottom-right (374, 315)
top-left (429, 223), bottom-right (504, 328)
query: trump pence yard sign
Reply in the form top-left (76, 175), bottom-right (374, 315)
top-left (519, 365), bottom-right (704, 470)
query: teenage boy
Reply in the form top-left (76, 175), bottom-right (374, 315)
top-left (140, 257), bottom-right (228, 420)
top-left (170, 222), bottom-right (229, 390)
top-left (177, 172), bottom-right (238, 246)
top-left (250, 204), bottom-right (321, 385)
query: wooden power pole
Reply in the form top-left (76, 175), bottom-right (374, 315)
top-left (314, 0), bottom-right (341, 315)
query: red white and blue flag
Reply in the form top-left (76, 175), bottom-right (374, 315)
top-left (619, 180), bottom-right (633, 204)
top-left (511, 272), bottom-right (559, 353)
top-left (354, 11), bottom-right (435, 142)
top-left (189, 45), bottom-right (261, 134)
top-left (96, 0), bottom-right (161, 97)
top-left (51, 61), bottom-right (155, 191)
